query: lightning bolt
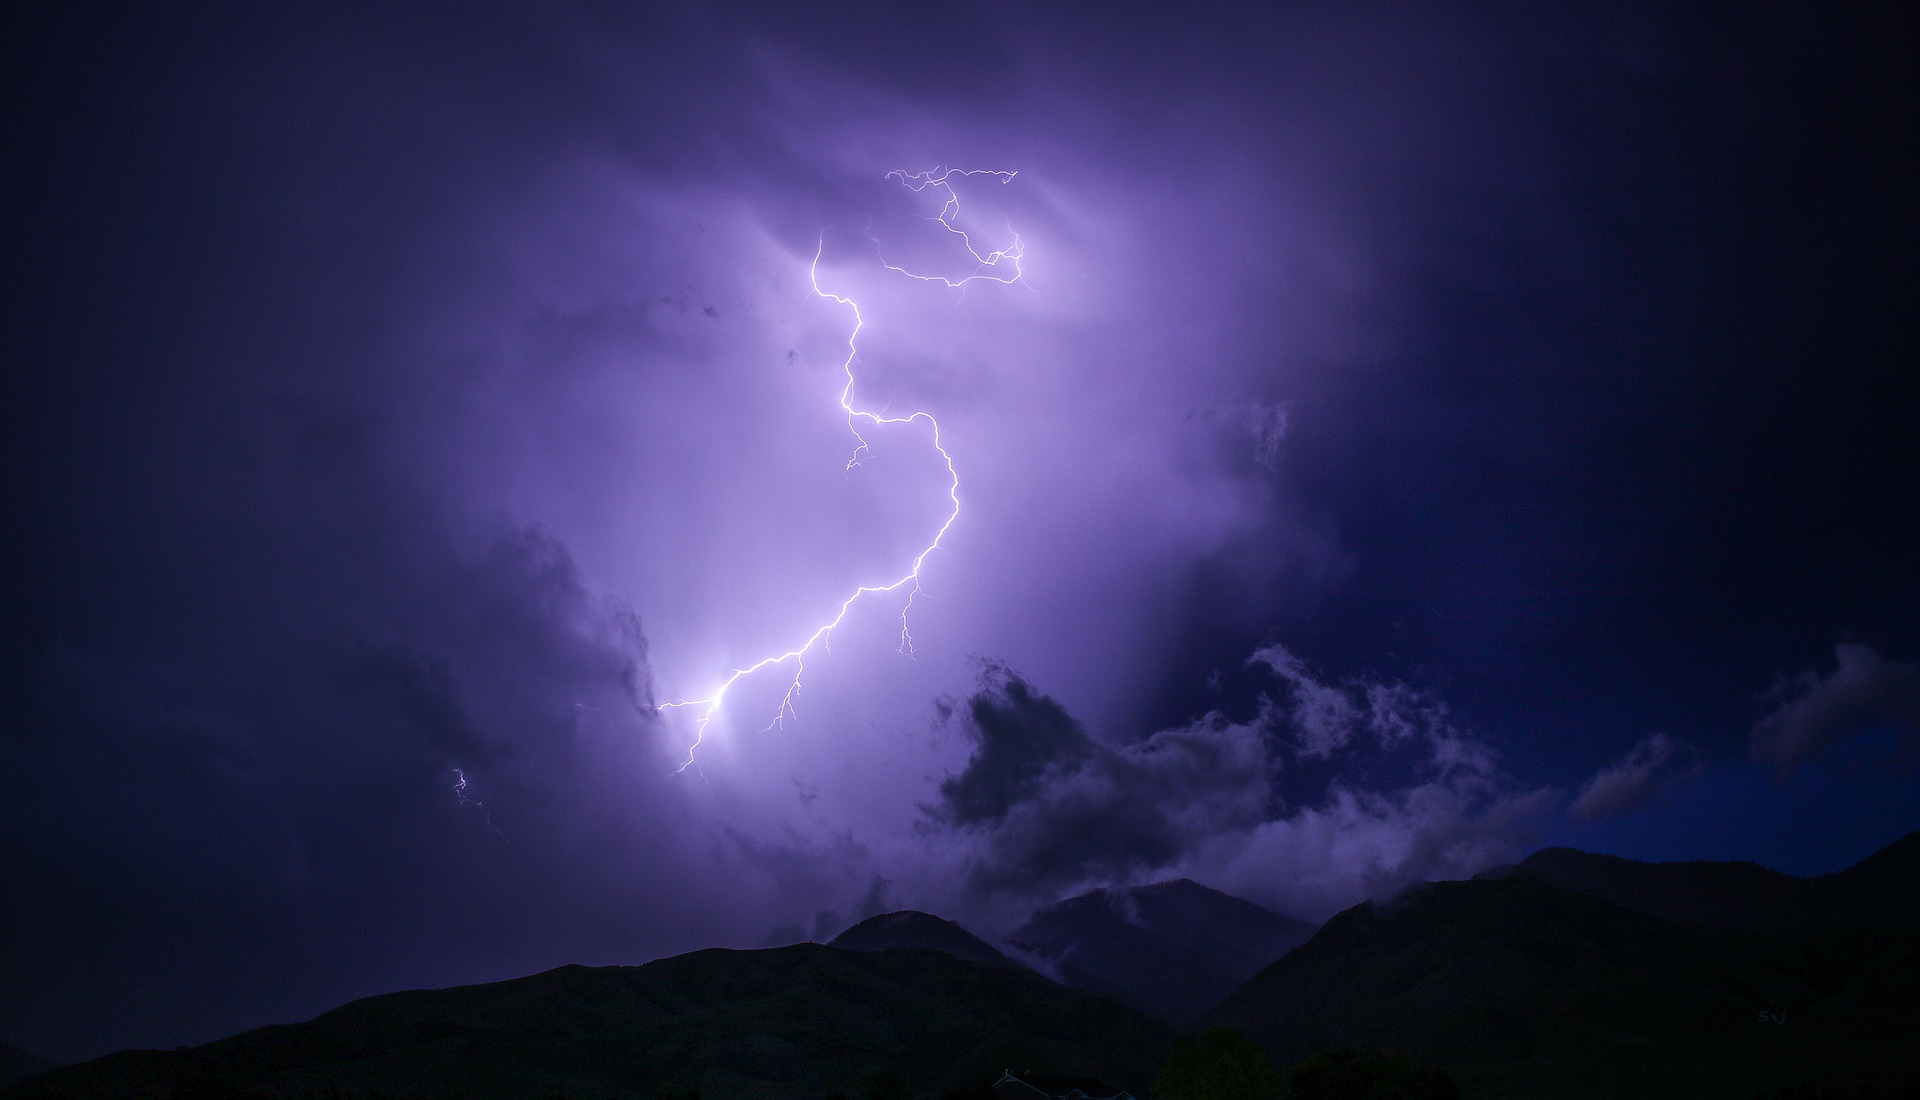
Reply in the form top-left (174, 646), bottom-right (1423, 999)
top-left (660, 168), bottom-right (1024, 773)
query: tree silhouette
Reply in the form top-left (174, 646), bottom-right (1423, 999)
top-left (865, 1067), bottom-right (908, 1100)
top-left (1155, 1027), bottom-right (1284, 1100)
top-left (1285, 1049), bottom-right (1459, 1100)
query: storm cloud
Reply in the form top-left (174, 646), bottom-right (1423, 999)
top-left (926, 648), bottom-right (1553, 920)
top-left (926, 662), bottom-right (1272, 897)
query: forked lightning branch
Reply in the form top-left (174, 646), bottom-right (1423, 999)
top-left (659, 169), bottom-right (1024, 771)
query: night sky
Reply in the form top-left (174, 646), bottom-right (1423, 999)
top-left (6, 0), bottom-right (1917, 1065)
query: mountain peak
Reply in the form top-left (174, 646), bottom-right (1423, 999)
top-left (1130, 877), bottom-right (1247, 903)
top-left (1013, 880), bottom-right (1315, 1024)
top-left (827, 910), bottom-right (1018, 969)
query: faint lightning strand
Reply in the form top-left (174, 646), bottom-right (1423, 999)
top-left (660, 168), bottom-right (1023, 773)
top-left (452, 767), bottom-right (508, 841)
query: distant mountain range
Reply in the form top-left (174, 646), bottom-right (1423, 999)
top-left (1009, 878), bottom-right (1316, 1024)
top-left (10, 833), bottom-right (1916, 1099)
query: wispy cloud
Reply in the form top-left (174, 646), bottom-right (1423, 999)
top-left (1752, 643), bottom-right (1920, 774)
top-left (1568, 733), bottom-right (1699, 821)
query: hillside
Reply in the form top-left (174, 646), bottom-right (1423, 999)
top-left (17, 838), bottom-right (1914, 1099)
top-left (1206, 875), bottom-right (1920, 1099)
top-left (1012, 879), bottom-right (1315, 1024)
top-left (6, 944), bottom-right (1170, 1100)
top-left (0, 1045), bottom-right (54, 1093)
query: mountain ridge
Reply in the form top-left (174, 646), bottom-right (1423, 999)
top-left (14, 836), bottom-right (1915, 1098)
top-left (1207, 832), bottom-right (1920, 1098)
top-left (828, 909), bottom-right (1020, 969)
top-left (5, 944), bottom-right (1169, 1100)
top-left (1481, 828), bottom-right (1920, 934)
top-left (1012, 877), bottom-right (1316, 1024)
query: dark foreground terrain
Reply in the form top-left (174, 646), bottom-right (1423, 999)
top-left (1211, 832), bottom-right (1920, 1099)
top-left (0, 1045), bottom-right (54, 1093)
top-left (10, 832), bottom-right (1917, 1099)
top-left (5, 945), bottom-right (1167, 1099)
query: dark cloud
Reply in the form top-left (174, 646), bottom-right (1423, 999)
top-left (1751, 643), bottom-right (1920, 774)
top-left (0, 505), bottom-right (712, 1060)
top-left (927, 662), bottom-right (1270, 897)
top-left (1568, 733), bottom-right (1699, 821)
top-left (931, 662), bottom-right (1101, 827)
top-left (926, 649), bottom-right (1551, 919)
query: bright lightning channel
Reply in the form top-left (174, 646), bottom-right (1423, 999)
top-left (659, 168), bottom-right (1023, 773)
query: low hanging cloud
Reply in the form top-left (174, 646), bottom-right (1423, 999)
top-left (925, 647), bottom-right (1554, 921)
top-left (1568, 733), bottom-right (1700, 821)
top-left (1751, 643), bottom-right (1920, 773)
top-left (1189, 781), bottom-right (1560, 922)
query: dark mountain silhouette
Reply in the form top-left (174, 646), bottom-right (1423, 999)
top-left (1820, 829), bottom-right (1920, 922)
top-left (1012, 878), bottom-right (1315, 1024)
top-left (828, 909), bottom-right (1020, 969)
top-left (1479, 829), bottom-right (1920, 934)
top-left (5, 944), bottom-right (1169, 1100)
top-left (1208, 844), bottom-right (1920, 1099)
top-left (16, 838), bottom-right (1915, 1098)
top-left (0, 1044), bottom-right (54, 1092)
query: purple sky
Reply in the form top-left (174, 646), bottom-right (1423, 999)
top-left (6, 0), bottom-right (1917, 1063)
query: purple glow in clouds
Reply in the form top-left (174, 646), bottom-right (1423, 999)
top-left (659, 169), bottom-right (1025, 771)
